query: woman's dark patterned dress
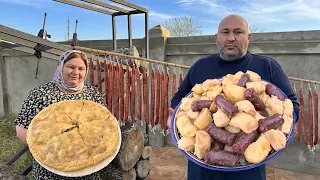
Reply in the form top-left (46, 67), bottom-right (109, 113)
top-left (14, 81), bottom-right (107, 180)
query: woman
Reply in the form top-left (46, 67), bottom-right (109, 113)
top-left (14, 50), bottom-right (106, 179)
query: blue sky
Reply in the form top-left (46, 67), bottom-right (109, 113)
top-left (1, 0), bottom-right (319, 42)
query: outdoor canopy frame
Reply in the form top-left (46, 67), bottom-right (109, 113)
top-left (53, 0), bottom-right (149, 58)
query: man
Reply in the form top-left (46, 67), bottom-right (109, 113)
top-left (167, 14), bottom-right (300, 180)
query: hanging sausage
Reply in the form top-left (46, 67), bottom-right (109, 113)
top-left (97, 57), bottom-right (102, 93)
top-left (300, 84), bottom-right (308, 145)
top-left (104, 58), bottom-right (109, 109)
top-left (89, 56), bottom-right (94, 86)
top-left (293, 82), bottom-right (300, 141)
top-left (130, 63), bottom-right (136, 126)
top-left (119, 62), bottom-right (125, 124)
top-left (142, 64), bottom-right (149, 127)
top-left (314, 85), bottom-right (318, 146)
top-left (136, 64), bottom-right (142, 125)
top-left (124, 62), bottom-right (130, 123)
top-left (155, 65), bottom-right (161, 127)
top-left (150, 65), bottom-right (156, 133)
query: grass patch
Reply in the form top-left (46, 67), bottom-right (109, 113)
top-left (0, 115), bottom-right (33, 173)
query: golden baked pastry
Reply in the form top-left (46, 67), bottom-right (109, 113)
top-left (27, 100), bottom-right (120, 172)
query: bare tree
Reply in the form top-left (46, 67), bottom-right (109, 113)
top-left (164, 16), bottom-right (203, 37)
top-left (249, 24), bottom-right (269, 33)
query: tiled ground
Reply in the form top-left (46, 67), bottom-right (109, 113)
top-left (146, 146), bottom-right (320, 180)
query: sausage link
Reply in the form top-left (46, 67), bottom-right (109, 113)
top-left (125, 63), bottom-right (130, 122)
top-left (119, 63), bottom-right (125, 121)
top-left (172, 72), bottom-right (177, 97)
top-left (142, 67), bottom-right (149, 126)
top-left (232, 130), bottom-right (258, 154)
top-left (150, 68), bottom-right (155, 128)
top-left (215, 95), bottom-right (238, 118)
top-left (314, 88), bottom-right (318, 145)
top-left (97, 58), bottom-right (102, 93)
top-left (204, 150), bottom-right (240, 167)
top-left (300, 88), bottom-right (308, 145)
top-left (155, 69), bottom-right (161, 125)
top-left (104, 59), bottom-right (109, 109)
top-left (244, 88), bottom-right (266, 111)
top-left (293, 85), bottom-right (300, 141)
top-left (164, 71), bottom-right (170, 129)
top-left (236, 73), bottom-right (250, 87)
top-left (159, 70), bottom-right (165, 130)
top-left (258, 114), bottom-right (284, 133)
top-left (266, 83), bottom-right (286, 101)
top-left (114, 63), bottom-right (119, 120)
top-left (89, 56), bottom-right (94, 86)
top-left (206, 123), bottom-right (236, 145)
top-left (109, 62), bottom-right (114, 113)
top-left (136, 66), bottom-right (142, 121)
top-left (130, 65), bottom-right (136, 125)
top-left (179, 72), bottom-right (183, 86)
top-left (191, 100), bottom-right (214, 112)
top-left (308, 89), bottom-right (313, 147)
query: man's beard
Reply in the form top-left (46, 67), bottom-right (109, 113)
top-left (218, 44), bottom-right (245, 61)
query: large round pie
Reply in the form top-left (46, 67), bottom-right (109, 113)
top-left (27, 100), bottom-right (120, 173)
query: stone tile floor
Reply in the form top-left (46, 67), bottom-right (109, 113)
top-left (146, 146), bottom-right (320, 180)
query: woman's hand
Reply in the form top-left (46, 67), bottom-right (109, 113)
top-left (167, 108), bottom-right (174, 129)
top-left (16, 125), bottom-right (28, 145)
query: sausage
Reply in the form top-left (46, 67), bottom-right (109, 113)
top-left (244, 88), bottom-right (266, 111)
top-left (293, 84), bottom-right (300, 141)
top-left (232, 130), bottom-right (258, 154)
top-left (150, 68), bottom-right (155, 128)
top-left (266, 83), bottom-right (286, 101)
top-left (210, 141), bottom-right (224, 151)
top-left (114, 63), bottom-right (119, 120)
top-left (236, 73), bottom-right (250, 87)
top-left (179, 72), bottom-right (183, 86)
top-left (204, 150), bottom-right (240, 167)
top-left (159, 70), bottom-right (165, 130)
top-left (142, 67), bottom-right (149, 126)
top-left (136, 66), bottom-right (142, 121)
top-left (308, 88), bottom-right (313, 147)
top-left (206, 123), bottom-right (236, 145)
top-left (109, 62), bottom-right (114, 113)
top-left (258, 114), bottom-right (284, 133)
top-left (300, 88), bottom-right (307, 145)
top-left (214, 95), bottom-right (238, 118)
top-left (130, 65), bottom-right (136, 125)
top-left (119, 63), bottom-right (125, 121)
top-left (104, 59), bottom-right (109, 109)
top-left (191, 100), bottom-right (214, 112)
top-left (89, 56), bottom-right (94, 86)
top-left (164, 71), bottom-right (170, 129)
top-left (172, 71), bottom-right (177, 97)
top-left (155, 68), bottom-right (161, 125)
top-left (124, 63), bottom-right (130, 122)
top-left (314, 88), bottom-right (318, 146)
top-left (97, 58), bottom-right (102, 93)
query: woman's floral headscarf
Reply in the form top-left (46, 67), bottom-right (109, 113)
top-left (53, 50), bottom-right (88, 92)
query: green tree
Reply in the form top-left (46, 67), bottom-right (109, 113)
top-left (164, 16), bottom-right (203, 37)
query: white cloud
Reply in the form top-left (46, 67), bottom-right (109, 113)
top-left (175, 0), bottom-right (320, 25)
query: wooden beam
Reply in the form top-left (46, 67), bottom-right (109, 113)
top-left (53, 0), bottom-right (114, 15)
top-left (110, 0), bottom-right (148, 12)
top-left (80, 0), bottom-right (129, 13)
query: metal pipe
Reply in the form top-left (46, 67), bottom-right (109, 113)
top-left (128, 14), bottom-right (132, 47)
top-left (112, 15), bottom-right (117, 50)
top-left (145, 12), bottom-right (149, 58)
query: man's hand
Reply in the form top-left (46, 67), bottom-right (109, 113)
top-left (167, 108), bottom-right (174, 129)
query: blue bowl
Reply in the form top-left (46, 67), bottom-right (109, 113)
top-left (170, 79), bottom-right (297, 172)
